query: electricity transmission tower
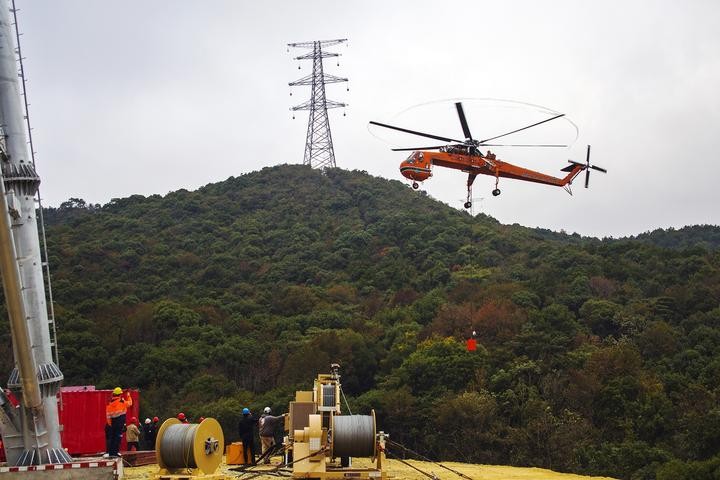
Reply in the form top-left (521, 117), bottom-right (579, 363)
top-left (288, 39), bottom-right (348, 169)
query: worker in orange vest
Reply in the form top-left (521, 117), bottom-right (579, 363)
top-left (105, 387), bottom-right (132, 457)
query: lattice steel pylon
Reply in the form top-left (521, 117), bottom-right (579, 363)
top-left (288, 39), bottom-right (348, 169)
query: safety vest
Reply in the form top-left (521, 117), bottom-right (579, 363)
top-left (106, 394), bottom-right (132, 421)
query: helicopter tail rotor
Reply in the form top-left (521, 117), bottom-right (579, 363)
top-left (563, 145), bottom-right (605, 188)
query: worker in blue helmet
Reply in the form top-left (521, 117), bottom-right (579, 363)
top-left (238, 407), bottom-right (258, 465)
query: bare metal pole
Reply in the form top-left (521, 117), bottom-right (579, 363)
top-left (10, 0), bottom-right (59, 369)
top-left (0, 162), bottom-right (40, 410)
top-left (0, 0), bottom-right (70, 465)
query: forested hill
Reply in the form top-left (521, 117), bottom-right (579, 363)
top-left (4, 165), bottom-right (720, 479)
top-left (630, 224), bottom-right (720, 250)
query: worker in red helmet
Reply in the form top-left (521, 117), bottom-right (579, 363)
top-left (126, 417), bottom-right (140, 451)
top-left (105, 387), bottom-right (133, 458)
top-left (177, 412), bottom-right (189, 424)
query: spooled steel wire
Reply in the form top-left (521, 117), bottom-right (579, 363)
top-left (333, 415), bottom-right (375, 458)
top-left (159, 423), bottom-right (200, 469)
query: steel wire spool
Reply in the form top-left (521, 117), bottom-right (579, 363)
top-left (322, 384), bottom-right (336, 407)
top-left (156, 418), bottom-right (224, 474)
top-left (332, 413), bottom-right (376, 458)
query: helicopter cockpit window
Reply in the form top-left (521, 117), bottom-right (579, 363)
top-left (406, 153), bottom-right (415, 163)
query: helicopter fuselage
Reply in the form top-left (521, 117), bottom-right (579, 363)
top-left (400, 149), bottom-right (584, 187)
top-left (373, 101), bottom-right (602, 202)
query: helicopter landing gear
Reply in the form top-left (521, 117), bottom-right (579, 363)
top-left (412, 182), bottom-right (419, 190)
top-left (492, 172), bottom-right (501, 196)
top-left (464, 173), bottom-right (477, 210)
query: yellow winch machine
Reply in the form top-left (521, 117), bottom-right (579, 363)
top-left (287, 364), bottom-right (388, 480)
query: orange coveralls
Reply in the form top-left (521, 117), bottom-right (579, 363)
top-left (106, 393), bottom-right (132, 456)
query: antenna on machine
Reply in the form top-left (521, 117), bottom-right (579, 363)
top-left (288, 38), bottom-right (348, 169)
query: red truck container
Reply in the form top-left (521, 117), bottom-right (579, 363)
top-left (58, 386), bottom-right (140, 456)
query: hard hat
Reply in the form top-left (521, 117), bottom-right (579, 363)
top-left (242, 408), bottom-right (250, 414)
top-left (112, 387), bottom-right (122, 395)
top-left (145, 418), bottom-right (151, 424)
top-left (130, 417), bottom-right (137, 423)
top-left (177, 412), bottom-right (186, 420)
top-left (153, 416), bottom-right (159, 422)
top-left (264, 407), bottom-right (271, 414)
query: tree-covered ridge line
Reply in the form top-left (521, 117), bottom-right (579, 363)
top-left (46, 169), bottom-right (720, 252)
top-left (1, 165), bottom-right (718, 479)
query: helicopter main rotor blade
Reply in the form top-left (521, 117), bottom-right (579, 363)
top-left (479, 143), bottom-right (567, 147)
top-left (391, 146), bottom-right (447, 151)
top-left (369, 121), bottom-right (464, 144)
top-left (479, 113), bottom-right (565, 143)
top-left (391, 143), bottom-right (567, 152)
top-left (455, 102), bottom-right (473, 141)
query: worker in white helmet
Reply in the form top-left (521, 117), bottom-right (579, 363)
top-left (142, 418), bottom-right (155, 450)
top-left (258, 407), bottom-right (287, 464)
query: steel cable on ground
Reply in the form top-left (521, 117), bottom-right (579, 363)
top-left (388, 439), bottom-right (474, 480)
top-left (254, 442), bottom-right (285, 466)
top-left (385, 450), bottom-right (439, 480)
top-left (231, 468), bottom-right (292, 480)
top-left (229, 444), bottom-right (288, 473)
top-left (230, 445), bottom-right (324, 475)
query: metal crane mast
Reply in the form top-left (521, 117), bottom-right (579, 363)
top-left (288, 39), bottom-right (348, 169)
top-left (0, 1), bottom-right (70, 465)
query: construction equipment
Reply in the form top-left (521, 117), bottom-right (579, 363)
top-left (287, 364), bottom-right (388, 480)
top-left (0, 0), bottom-right (71, 465)
top-left (154, 417), bottom-right (227, 479)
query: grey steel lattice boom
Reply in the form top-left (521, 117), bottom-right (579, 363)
top-left (289, 39), bottom-right (348, 169)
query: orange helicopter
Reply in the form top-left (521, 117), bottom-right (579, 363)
top-left (370, 102), bottom-right (606, 208)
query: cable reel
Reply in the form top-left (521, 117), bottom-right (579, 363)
top-left (155, 417), bottom-right (224, 476)
top-left (332, 411), bottom-right (376, 459)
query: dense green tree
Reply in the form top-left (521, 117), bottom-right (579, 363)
top-left (5, 165), bottom-right (717, 479)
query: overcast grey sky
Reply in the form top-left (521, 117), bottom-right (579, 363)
top-left (16, 0), bottom-right (720, 237)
